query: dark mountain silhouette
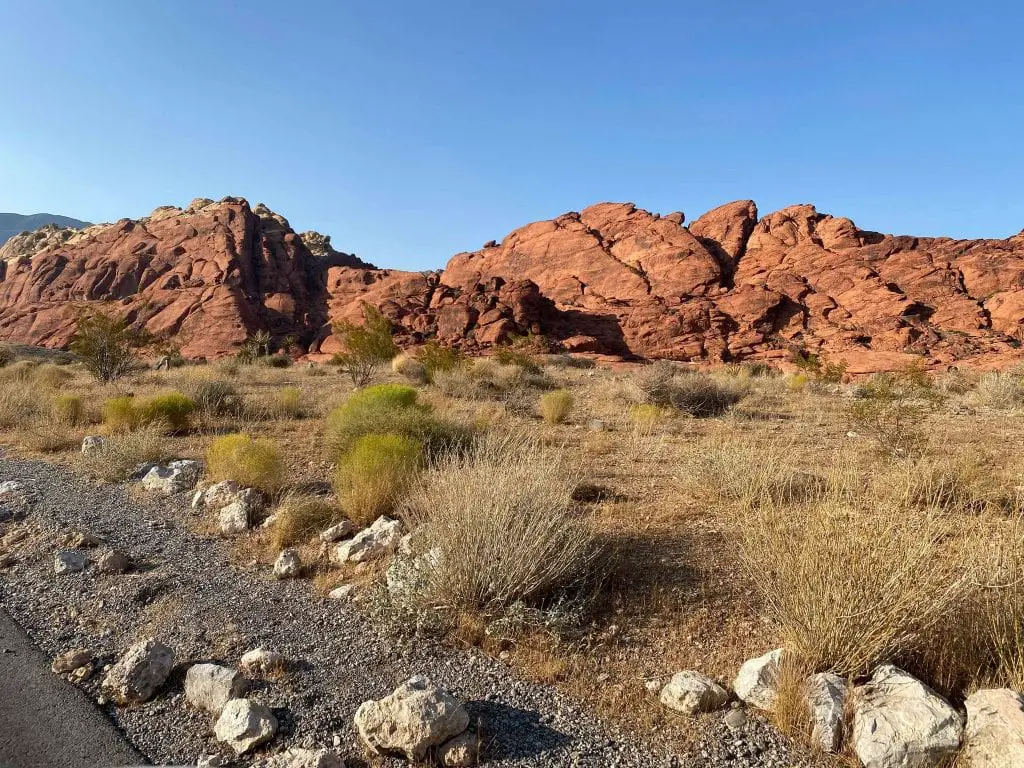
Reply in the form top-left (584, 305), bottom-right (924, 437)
top-left (0, 213), bottom-right (90, 247)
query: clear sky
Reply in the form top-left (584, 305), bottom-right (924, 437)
top-left (1, 1), bottom-right (1022, 270)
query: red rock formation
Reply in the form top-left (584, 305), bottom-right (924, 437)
top-left (2, 195), bottom-right (1023, 370)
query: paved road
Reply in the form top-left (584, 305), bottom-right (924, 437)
top-left (0, 607), bottom-right (145, 768)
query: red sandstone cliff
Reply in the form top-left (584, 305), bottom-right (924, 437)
top-left (2, 196), bottom-right (1023, 371)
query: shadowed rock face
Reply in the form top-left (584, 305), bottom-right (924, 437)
top-left (2, 196), bottom-right (1023, 369)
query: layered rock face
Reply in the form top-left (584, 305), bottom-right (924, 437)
top-left (2, 196), bottom-right (1023, 369)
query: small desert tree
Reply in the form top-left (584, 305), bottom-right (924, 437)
top-left (331, 304), bottom-right (399, 386)
top-left (70, 312), bottom-right (150, 383)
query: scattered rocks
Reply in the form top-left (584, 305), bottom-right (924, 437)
top-left (64, 531), bottom-right (102, 548)
top-left (214, 698), bottom-right (279, 754)
top-left (734, 648), bottom-right (783, 711)
top-left (354, 676), bottom-right (471, 761)
top-left (185, 663), bottom-right (248, 715)
top-left (140, 460), bottom-right (201, 495)
top-left (240, 648), bottom-right (285, 676)
top-left (659, 671), bottom-right (730, 716)
top-left (51, 648), bottom-right (94, 674)
top-left (0, 480), bottom-right (26, 499)
top-left (96, 549), bottom-right (131, 574)
top-left (852, 664), bottom-right (963, 768)
top-left (193, 480), bottom-right (239, 510)
top-left (273, 549), bottom-right (302, 579)
top-left (963, 688), bottom-right (1024, 767)
top-left (81, 435), bottom-right (106, 454)
top-left (332, 516), bottom-right (402, 564)
top-left (319, 520), bottom-right (354, 543)
top-left (102, 638), bottom-right (175, 705)
top-left (258, 747), bottom-right (346, 768)
top-left (54, 550), bottom-right (88, 574)
top-left (806, 672), bottom-right (847, 753)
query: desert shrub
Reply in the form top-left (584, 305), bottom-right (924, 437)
top-left (539, 389), bottom-right (573, 424)
top-left (33, 364), bottom-right (73, 388)
top-left (973, 371), bottom-right (1024, 409)
top-left (186, 379), bottom-right (243, 418)
top-left (102, 396), bottom-right (143, 433)
top-left (789, 349), bottom-right (847, 383)
top-left (70, 311), bottom-right (150, 383)
top-left (0, 383), bottom-right (40, 429)
top-left (785, 372), bottom-right (808, 391)
top-left (323, 384), bottom-right (469, 459)
top-left (137, 392), bottom-right (196, 434)
top-left (206, 433), bottom-right (285, 494)
top-left (259, 353), bottom-right (292, 368)
top-left (419, 341), bottom-right (464, 382)
top-left (628, 403), bottom-right (665, 431)
top-left (331, 304), bottom-right (400, 386)
top-left (399, 435), bottom-right (601, 624)
top-left (0, 360), bottom-right (40, 383)
top-left (0, 345), bottom-right (13, 367)
top-left (433, 360), bottom-right (550, 408)
top-left (272, 493), bottom-right (342, 550)
top-left (52, 394), bottom-right (85, 426)
top-left (76, 426), bottom-right (171, 482)
top-left (738, 498), bottom-right (970, 677)
top-left (391, 353), bottom-right (428, 384)
top-left (875, 453), bottom-right (1013, 514)
top-left (334, 434), bottom-right (423, 526)
top-left (236, 330), bottom-right (272, 363)
top-left (847, 371), bottom-right (943, 455)
top-left (494, 346), bottom-right (541, 374)
top-left (636, 363), bottom-right (746, 417)
top-left (540, 353), bottom-right (596, 369)
top-left (934, 368), bottom-right (978, 395)
top-left (273, 387), bottom-right (305, 418)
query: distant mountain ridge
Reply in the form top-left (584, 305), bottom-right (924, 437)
top-left (0, 213), bottom-right (90, 247)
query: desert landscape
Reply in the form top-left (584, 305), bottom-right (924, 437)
top-left (2, 195), bottom-right (1024, 767)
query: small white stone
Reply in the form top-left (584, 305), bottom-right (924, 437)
top-left (185, 663), bottom-right (247, 715)
top-left (273, 549), bottom-right (302, 579)
top-left (332, 516), bottom-right (402, 564)
top-left (659, 671), bottom-right (730, 716)
top-left (328, 584), bottom-right (355, 600)
top-left (219, 500), bottom-right (250, 535)
top-left (81, 435), bottom-right (106, 454)
top-left (240, 648), bottom-right (284, 676)
top-left (319, 520), bottom-right (354, 543)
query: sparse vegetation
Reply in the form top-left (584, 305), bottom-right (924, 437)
top-left (419, 341), bottom-right (464, 382)
top-left (973, 371), bottom-right (1024, 409)
top-left (52, 394), bottom-right (86, 426)
top-left (272, 493), bottom-right (342, 550)
top-left (206, 433), bottom-right (285, 494)
top-left (635, 362), bottom-right (747, 417)
top-left (847, 369), bottom-right (943, 455)
top-left (391, 353), bottom-right (428, 384)
top-left (331, 305), bottom-right (400, 386)
top-left (539, 389), bottom-right (573, 424)
top-left (69, 311), bottom-right (150, 383)
top-left (76, 426), bottom-right (172, 482)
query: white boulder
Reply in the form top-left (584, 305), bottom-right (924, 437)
top-left (273, 549), bottom-right (302, 579)
top-left (215, 698), bottom-right (278, 754)
top-left (852, 664), bottom-right (963, 768)
top-left (354, 676), bottom-right (470, 761)
top-left (328, 584), bottom-right (356, 601)
top-left (734, 648), bottom-right (783, 711)
top-left (332, 516), bottom-right (402, 564)
top-left (102, 638), bottom-right (174, 704)
top-left (185, 663), bottom-right (247, 715)
top-left (81, 435), bottom-right (106, 454)
top-left (54, 550), bottom-right (88, 574)
top-left (141, 460), bottom-right (201, 495)
top-left (659, 671), bottom-right (730, 715)
top-left (806, 672), bottom-right (848, 753)
top-left (193, 480), bottom-right (240, 510)
top-left (240, 648), bottom-right (285, 676)
top-left (963, 688), bottom-right (1024, 767)
top-left (319, 520), bottom-right (354, 542)
top-left (219, 500), bottom-right (251, 535)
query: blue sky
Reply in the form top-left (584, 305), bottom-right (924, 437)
top-left (1, 1), bottom-right (1022, 270)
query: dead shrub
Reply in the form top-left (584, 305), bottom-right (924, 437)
top-left (272, 494), bottom-right (342, 550)
top-left (973, 371), bottom-right (1024, 409)
top-left (635, 362), bottom-right (747, 417)
top-left (76, 426), bottom-right (172, 482)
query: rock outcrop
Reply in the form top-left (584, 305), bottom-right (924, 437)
top-left (3, 195), bottom-right (1023, 370)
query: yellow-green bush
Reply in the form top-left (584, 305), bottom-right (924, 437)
top-left (52, 394), bottom-right (85, 426)
top-left (323, 384), bottom-right (468, 459)
top-left (786, 373), bottom-right (809, 392)
top-left (273, 387), bottom-right (305, 418)
top-left (391, 353), bottom-right (428, 384)
top-left (334, 434), bottom-right (423, 525)
top-left (628, 403), bottom-right (664, 430)
top-left (539, 390), bottom-right (573, 424)
top-left (206, 433), bottom-right (285, 494)
top-left (138, 392), bottom-right (196, 434)
top-left (102, 396), bottom-right (143, 433)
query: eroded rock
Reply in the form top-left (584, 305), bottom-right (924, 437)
top-left (102, 638), bottom-right (174, 705)
top-left (214, 698), bottom-right (278, 754)
top-left (963, 688), bottom-right (1024, 767)
top-left (140, 460), bottom-right (201, 495)
top-left (806, 672), bottom-right (847, 754)
top-left (659, 671), bottom-right (730, 716)
top-left (185, 663), bottom-right (247, 715)
top-left (273, 549), bottom-right (302, 579)
top-left (332, 517), bottom-right (402, 564)
top-left (734, 648), bottom-right (783, 711)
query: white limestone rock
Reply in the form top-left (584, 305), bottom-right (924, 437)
top-left (963, 688), bottom-right (1024, 768)
top-left (215, 698), bottom-right (278, 755)
top-left (734, 648), bottom-right (783, 711)
top-left (332, 516), bottom-right (402, 564)
top-left (102, 638), bottom-right (174, 705)
top-left (659, 671), bottom-right (730, 716)
top-left (185, 663), bottom-right (247, 715)
top-left (806, 672), bottom-right (848, 753)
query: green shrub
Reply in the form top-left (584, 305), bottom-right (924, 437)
top-left (273, 387), bottom-right (305, 418)
top-left (786, 373), bottom-right (809, 391)
top-left (102, 396), bottom-right (143, 433)
top-left (420, 341), bottom-right (464, 382)
top-left (236, 330), bottom-right (272, 363)
top-left (848, 371), bottom-right (943, 455)
top-left (260, 353), bottom-right (292, 368)
top-left (539, 390), bottom-right (573, 424)
top-left (331, 305), bottom-right (399, 386)
top-left (272, 493), bottom-right (341, 549)
top-left (137, 392), bottom-right (196, 434)
top-left (206, 433), bottom-right (285, 494)
top-left (52, 394), bottom-right (85, 426)
top-left (334, 434), bottom-right (423, 525)
top-left (323, 384), bottom-right (469, 459)
top-left (70, 311), bottom-right (150, 383)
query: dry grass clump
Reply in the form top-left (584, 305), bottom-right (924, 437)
top-left (323, 384), bottom-right (469, 459)
top-left (432, 359), bottom-right (551, 413)
top-left (972, 371), bottom-right (1024, 409)
top-left (102, 392), bottom-right (196, 434)
top-left (76, 426), bottom-right (172, 481)
top-left (182, 378), bottom-right (243, 418)
top-left (0, 382), bottom-right (40, 429)
top-left (271, 387), bottom-right (305, 419)
top-left (635, 361), bottom-right (747, 417)
top-left (934, 368), bottom-right (978, 395)
top-left (539, 389), bottom-right (573, 424)
top-left (272, 493), bottom-right (342, 550)
top-left (391, 353), bottom-right (428, 384)
top-left (399, 434), bottom-right (601, 624)
top-left (875, 453), bottom-right (1016, 514)
top-left (51, 394), bottom-right (86, 426)
top-left (206, 433), bottom-right (285, 494)
top-left (334, 434), bottom-right (423, 526)
top-left (737, 496), bottom-right (971, 678)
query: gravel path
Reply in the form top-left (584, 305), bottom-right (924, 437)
top-left (0, 456), bottom-right (813, 767)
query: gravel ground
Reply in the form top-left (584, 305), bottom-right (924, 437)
top-left (0, 455), bottom-right (815, 767)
